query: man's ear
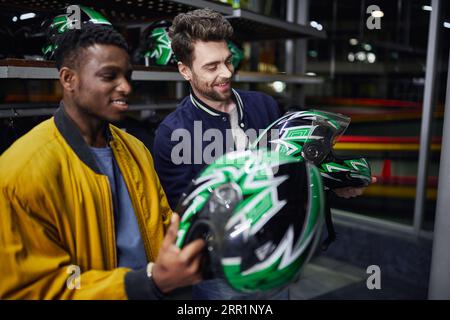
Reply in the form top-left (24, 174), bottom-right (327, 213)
top-left (59, 67), bottom-right (77, 92)
top-left (178, 61), bottom-right (192, 81)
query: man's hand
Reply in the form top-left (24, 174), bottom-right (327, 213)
top-left (151, 213), bottom-right (205, 294)
top-left (332, 177), bottom-right (377, 199)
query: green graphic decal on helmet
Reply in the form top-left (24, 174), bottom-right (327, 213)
top-left (42, 5), bottom-right (112, 60)
top-left (227, 40), bottom-right (244, 70)
top-left (52, 14), bottom-right (72, 34)
top-left (253, 110), bottom-right (372, 189)
top-left (176, 149), bottom-right (325, 293)
top-left (222, 163), bottom-right (324, 292)
top-left (176, 150), bottom-right (293, 247)
top-left (80, 6), bottom-right (111, 25)
top-left (143, 27), bottom-right (173, 66)
top-left (319, 157), bottom-right (371, 189)
top-left (135, 20), bottom-right (177, 67)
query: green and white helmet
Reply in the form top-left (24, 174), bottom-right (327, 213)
top-left (176, 149), bottom-right (325, 293)
top-left (135, 20), bottom-right (176, 67)
top-left (253, 110), bottom-right (372, 190)
top-left (42, 5), bottom-right (112, 60)
top-left (227, 40), bottom-right (244, 71)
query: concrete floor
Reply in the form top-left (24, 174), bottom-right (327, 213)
top-left (168, 255), bottom-right (428, 300)
top-left (289, 256), bottom-right (367, 300)
top-left (289, 255), bottom-right (428, 300)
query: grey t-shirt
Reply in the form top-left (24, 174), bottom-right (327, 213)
top-left (229, 105), bottom-right (248, 151)
top-left (90, 146), bottom-right (147, 270)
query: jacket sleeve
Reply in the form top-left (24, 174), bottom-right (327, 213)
top-left (0, 186), bottom-right (135, 299)
top-left (141, 140), bottom-right (173, 233)
top-left (265, 93), bottom-right (282, 121)
top-left (152, 123), bottom-right (194, 210)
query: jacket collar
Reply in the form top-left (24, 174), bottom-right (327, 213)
top-left (190, 88), bottom-right (244, 124)
top-left (54, 101), bottom-right (111, 174)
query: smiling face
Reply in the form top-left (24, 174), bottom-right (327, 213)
top-left (71, 44), bottom-right (132, 123)
top-left (181, 40), bottom-right (234, 104)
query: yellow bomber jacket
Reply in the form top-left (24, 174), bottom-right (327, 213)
top-left (0, 107), bottom-right (172, 299)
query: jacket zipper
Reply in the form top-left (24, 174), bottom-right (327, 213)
top-left (103, 177), bottom-right (118, 269)
top-left (111, 144), bottom-right (154, 262)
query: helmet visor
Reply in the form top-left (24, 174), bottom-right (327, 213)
top-left (300, 110), bottom-right (350, 164)
top-left (215, 162), bottom-right (324, 293)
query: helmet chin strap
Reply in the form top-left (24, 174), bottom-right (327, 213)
top-left (321, 191), bottom-right (337, 251)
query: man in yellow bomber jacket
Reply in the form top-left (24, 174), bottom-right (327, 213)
top-left (0, 24), bottom-right (204, 299)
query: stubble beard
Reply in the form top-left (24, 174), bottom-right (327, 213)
top-left (192, 77), bottom-right (231, 103)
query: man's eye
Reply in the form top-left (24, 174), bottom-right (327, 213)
top-left (101, 74), bottom-right (116, 80)
top-left (206, 66), bottom-right (217, 71)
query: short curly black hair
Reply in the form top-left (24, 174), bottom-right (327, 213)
top-left (54, 24), bottom-right (129, 70)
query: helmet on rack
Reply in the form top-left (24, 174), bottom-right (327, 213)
top-left (42, 5), bottom-right (112, 60)
top-left (252, 110), bottom-right (372, 190)
top-left (134, 19), bottom-right (176, 67)
top-left (175, 149), bottom-right (325, 293)
top-left (227, 39), bottom-right (244, 71)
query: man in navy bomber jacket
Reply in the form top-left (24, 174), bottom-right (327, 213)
top-left (152, 9), bottom-right (368, 300)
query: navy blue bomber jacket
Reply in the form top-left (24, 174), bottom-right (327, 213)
top-left (152, 89), bottom-right (281, 209)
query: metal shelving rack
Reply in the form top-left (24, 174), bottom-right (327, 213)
top-left (0, 0), bottom-right (325, 82)
top-left (0, 0), bottom-right (326, 116)
top-left (0, 59), bottom-right (324, 84)
top-left (0, 102), bottom-right (178, 118)
top-left (229, 7), bottom-right (326, 41)
top-left (0, 60), bottom-right (184, 81)
top-left (0, 0), bottom-right (326, 40)
top-left (234, 71), bottom-right (323, 84)
top-left (0, 105), bottom-right (59, 118)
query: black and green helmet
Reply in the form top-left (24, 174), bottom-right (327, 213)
top-left (176, 149), bottom-right (325, 293)
top-left (252, 110), bottom-right (372, 190)
top-left (42, 5), bottom-right (112, 60)
top-left (135, 20), bottom-right (176, 67)
top-left (227, 40), bottom-right (244, 71)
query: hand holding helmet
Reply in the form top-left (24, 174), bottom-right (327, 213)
top-left (175, 149), bottom-right (325, 293)
top-left (252, 109), bottom-right (373, 190)
top-left (151, 213), bottom-right (205, 294)
top-left (253, 109), bottom-right (374, 250)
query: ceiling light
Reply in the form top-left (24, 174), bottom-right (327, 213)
top-left (348, 52), bottom-right (355, 62)
top-left (356, 51), bottom-right (366, 62)
top-left (367, 53), bottom-right (376, 63)
top-left (19, 12), bottom-right (36, 20)
top-left (308, 50), bottom-right (318, 58)
top-left (271, 81), bottom-right (286, 93)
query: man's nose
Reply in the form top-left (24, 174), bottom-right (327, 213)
top-left (219, 63), bottom-right (233, 78)
top-left (117, 77), bottom-right (132, 95)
